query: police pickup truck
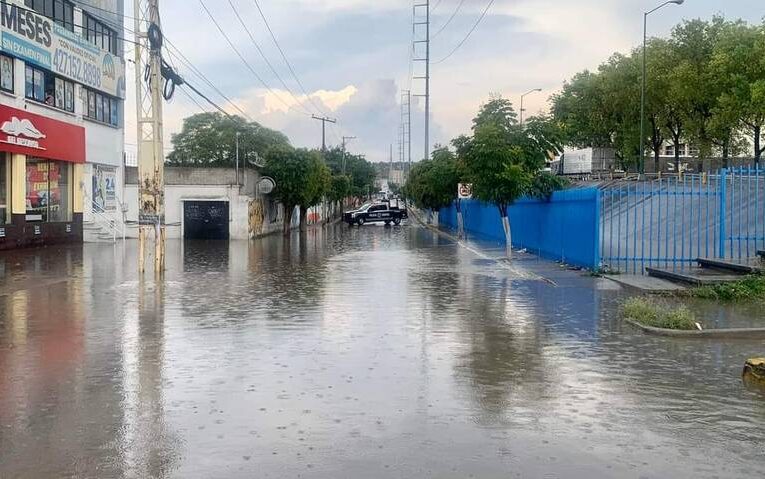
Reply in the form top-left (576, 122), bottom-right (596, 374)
top-left (344, 202), bottom-right (406, 226)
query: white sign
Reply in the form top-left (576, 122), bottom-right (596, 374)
top-left (0, 0), bottom-right (126, 98)
top-left (0, 116), bottom-right (45, 150)
top-left (93, 165), bottom-right (116, 211)
top-left (258, 177), bottom-right (276, 195)
top-left (458, 183), bottom-right (473, 199)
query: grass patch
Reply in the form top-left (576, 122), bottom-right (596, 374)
top-left (687, 275), bottom-right (765, 302)
top-left (622, 297), bottom-right (698, 331)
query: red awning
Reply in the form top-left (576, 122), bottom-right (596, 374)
top-left (0, 105), bottom-right (85, 164)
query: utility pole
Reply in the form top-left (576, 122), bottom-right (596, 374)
top-left (312, 115), bottom-right (337, 151)
top-left (235, 132), bottom-right (240, 186)
top-left (134, 0), bottom-right (165, 274)
top-left (341, 135), bottom-right (356, 175)
top-left (413, 0), bottom-right (430, 161)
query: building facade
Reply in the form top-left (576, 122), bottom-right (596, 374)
top-left (0, 0), bottom-right (126, 249)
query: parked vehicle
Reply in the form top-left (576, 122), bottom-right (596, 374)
top-left (343, 202), bottom-right (405, 226)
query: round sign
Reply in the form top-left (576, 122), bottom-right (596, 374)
top-left (258, 177), bottom-right (276, 195)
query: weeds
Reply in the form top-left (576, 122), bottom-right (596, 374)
top-left (688, 276), bottom-right (765, 303)
top-left (622, 297), bottom-right (698, 330)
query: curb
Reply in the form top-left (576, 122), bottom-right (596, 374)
top-left (409, 208), bottom-right (461, 243)
top-left (625, 319), bottom-right (765, 339)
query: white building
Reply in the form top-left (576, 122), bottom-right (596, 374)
top-left (0, 0), bottom-right (126, 248)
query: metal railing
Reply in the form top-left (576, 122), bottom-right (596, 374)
top-left (84, 192), bottom-right (126, 242)
top-left (600, 166), bottom-right (765, 274)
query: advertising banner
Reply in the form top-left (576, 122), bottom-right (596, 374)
top-left (92, 164), bottom-right (116, 211)
top-left (0, 0), bottom-right (126, 98)
top-left (0, 104), bottom-right (85, 163)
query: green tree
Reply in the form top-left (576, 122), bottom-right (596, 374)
top-left (298, 150), bottom-right (331, 231)
top-left (264, 147), bottom-right (327, 235)
top-left (461, 98), bottom-right (564, 258)
top-left (323, 147), bottom-right (377, 198)
top-left (403, 146), bottom-right (460, 213)
top-left (167, 113), bottom-right (289, 166)
top-left (710, 20), bottom-right (765, 166)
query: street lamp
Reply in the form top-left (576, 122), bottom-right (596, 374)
top-left (520, 88), bottom-right (542, 126)
top-left (640, 0), bottom-right (685, 174)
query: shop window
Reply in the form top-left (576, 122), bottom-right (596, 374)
top-left (83, 12), bottom-right (119, 55)
top-left (84, 88), bottom-right (120, 127)
top-left (25, 65), bottom-right (74, 113)
top-left (0, 55), bottom-right (13, 93)
top-left (24, 0), bottom-right (74, 32)
top-left (0, 155), bottom-right (9, 224)
top-left (25, 159), bottom-right (72, 223)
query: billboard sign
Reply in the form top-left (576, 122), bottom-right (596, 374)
top-left (0, 0), bottom-right (126, 98)
top-left (458, 183), bottom-right (473, 199)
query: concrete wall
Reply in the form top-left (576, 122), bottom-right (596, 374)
top-left (123, 167), bottom-right (332, 239)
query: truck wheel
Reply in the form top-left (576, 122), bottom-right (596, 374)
top-left (393, 218), bottom-right (401, 226)
top-left (357, 217), bottom-right (365, 226)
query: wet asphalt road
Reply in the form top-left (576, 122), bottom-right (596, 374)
top-left (1, 223), bottom-right (764, 478)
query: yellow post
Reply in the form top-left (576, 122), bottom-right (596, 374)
top-left (73, 163), bottom-right (84, 214)
top-left (11, 154), bottom-right (25, 215)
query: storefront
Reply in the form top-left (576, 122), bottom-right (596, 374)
top-left (0, 104), bottom-right (85, 249)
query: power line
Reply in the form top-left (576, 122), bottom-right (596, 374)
top-left (163, 43), bottom-right (253, 121)
top-left (431, 0), bottom-right (466, 39)
top-left (431, 0), bottom-right (444, 14)
top-left (248, 0), bottom-right (329, 117)
top-left (224, 0), bottom-right (313, 115)
top-left (197, 0), bottom-right (310, 116)
top-left (433, 0), bottom-right (496, 65)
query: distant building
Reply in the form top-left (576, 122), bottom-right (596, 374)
top-left (0, 0), bottom-right (126, 250)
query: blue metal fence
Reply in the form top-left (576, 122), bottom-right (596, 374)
top-left (438, 188), bottom-right (602, 269)
top-left (600, 167), bottom-right (765, 274)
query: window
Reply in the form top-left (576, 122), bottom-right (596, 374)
top-left (24, 0), bottom-right (74, 31)
top-left (25, 159), bottom-right (72, 223)
top-left (688, 145), bottom-right (700, 157)
top-left (83, 12), bottom-right (119, 55)
top-left (0, 155), bottom-right (9, 224)
top-left (0, 55), bottom-right (12, 93)
top-left (664, 145), bottom-right (675, 156)
top-left (84, 88), bottom-right (120, 126)
top-left (25, 65), bottom-right (74, 112)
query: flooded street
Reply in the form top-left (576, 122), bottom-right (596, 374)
top-left (1, 224), bottom-right (764, 478)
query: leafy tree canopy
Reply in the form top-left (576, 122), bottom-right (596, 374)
top-left (167, 113), bottom-right (290, 167)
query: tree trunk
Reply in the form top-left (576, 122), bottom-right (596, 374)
top-left (283, 205), bottom-right (294, 236)
top-left (722, 140), bottom-right (730, 169)
top-left (672, 133), bottom-right (682, 174)
top-left (299, 207), bottom-right (308, 232)
top-left (754, 125), bottom-right (761, 168)
top-left (498, 204), bottom-right (512, 259)
top-left (456, 199), bottom-right (464, 240)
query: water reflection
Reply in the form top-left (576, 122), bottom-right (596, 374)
top-left (1, 226), bottom-right (765, 477)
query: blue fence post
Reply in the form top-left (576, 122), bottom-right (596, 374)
top-left (719, 168), bottom-right (727, 259)
top-left (594, 188), bottom-right (602, 270)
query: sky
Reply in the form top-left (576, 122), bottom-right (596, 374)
top-left (124, 0), bottom-right (764, 163)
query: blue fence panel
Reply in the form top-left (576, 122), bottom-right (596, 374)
top-left (438, 187), bottom-right (602, 269)
top-left (599, 167), bottom-right (765, 274)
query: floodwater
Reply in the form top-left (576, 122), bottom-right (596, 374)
top-left (1, 224), bottom-right (764, 478)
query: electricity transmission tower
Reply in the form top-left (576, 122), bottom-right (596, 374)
top-left (400, 89), bottom-right (411, 177)
top-left (412, 0), bottom-right (430, 161)
top-left (134, 0), bottom-right (166, 274)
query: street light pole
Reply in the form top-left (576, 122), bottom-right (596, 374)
top-left (640, 0), bottom-right (685, 175)
top-left (520, 88), bottom-right (542, 127)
